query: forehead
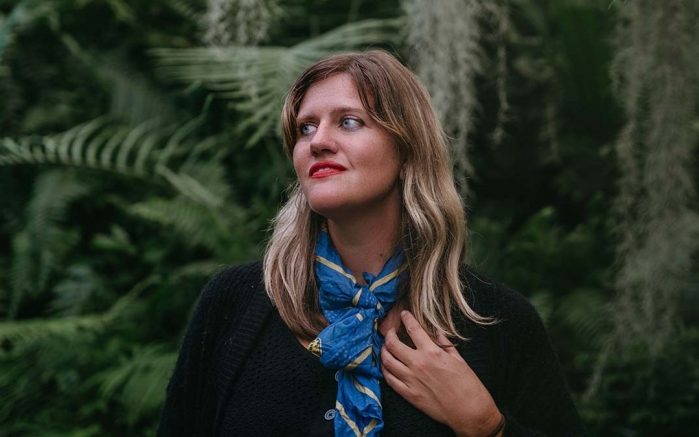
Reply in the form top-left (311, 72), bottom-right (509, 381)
top-left (297, 73), bottom-right (366, 117)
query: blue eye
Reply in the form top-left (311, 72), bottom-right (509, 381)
top-left (341, 117), bottom-right (362, 130)
top-left (298, 123), bottom-right (316, 136)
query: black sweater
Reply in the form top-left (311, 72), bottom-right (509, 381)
top-left (158, 262), bottom-right (584, 436)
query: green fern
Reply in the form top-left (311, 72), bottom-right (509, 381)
top-left (152, 18), bottom-right (405, 147)
top-left (169, 0), bottom-right (200, 22)
top-left (128, 195), bottom-right (252, 259)
top-left (3, 424), bottom-right (102, 437)
top-left (0, 274), bottom-right (155, 356)
top-left (0, 313), bottom-right (108, 355)
top-left (170, 259), bottom-right (228, 282)
top-left (0, 0), bottom-right (54, 64)
top-left (50, 263), bottom-right (105, 317)
top-left (59, 32), bottom-right (178, 126)
top-left (530, 291), bottom-right (555, 326)
top-left (0, 285), bottom-right (7, 316)
top-left (557, 288), bottom-right (608, 347)
top-left (93, 344), bottom-right (177, 425)
top-left (0, 117), bottom-right (229, 207)
top-left (91, 224), bottom-right (137, 256)
top-left (8, 170), bottom-right (87, 318)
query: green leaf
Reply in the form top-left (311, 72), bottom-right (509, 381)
top-left (152, 18), bottom-right (405, 148)
top-left (0, 117), bottom-right (231, 206)
top-left (93, 344), bottom-right (176, 424)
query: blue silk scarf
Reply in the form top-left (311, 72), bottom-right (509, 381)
top-left (309, 229), bottom-right (407, 437)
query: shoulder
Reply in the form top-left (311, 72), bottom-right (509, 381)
top-left (198, 260), bottom-right (264, 301)
top-left (458, 268), bottom-right (584, 434)
top-left (459, 265), bottom-right (562, 375)
top-left (458, 265), bottom-right (550, 352)
top-left (460, 265), bottom-right (541, 327)
top-left (191, 261), bottom-right (266, 330)
top-left (158, 261), bottom-right (267, 435)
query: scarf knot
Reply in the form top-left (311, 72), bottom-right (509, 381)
top-left (311, 230), bottom-right (406, 437)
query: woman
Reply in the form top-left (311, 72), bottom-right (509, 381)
top-left (158, 50), bottom-right (583, 436)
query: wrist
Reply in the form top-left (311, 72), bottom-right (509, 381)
top-left (484, 412), bottom-right (505, 437)
top-left (453, 409), bottom-right (505, 437)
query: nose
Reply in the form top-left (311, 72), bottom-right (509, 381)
top-left (309, 122), bottom-right (338, 156)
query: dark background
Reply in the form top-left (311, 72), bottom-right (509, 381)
top-left (1, 0), bottom-right (697, 435)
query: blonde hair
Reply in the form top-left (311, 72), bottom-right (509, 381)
top-left (264, 50), bottom-right (490, 339)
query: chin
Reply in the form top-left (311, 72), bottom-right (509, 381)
top-left (303, 184), bottom-right (402, 221)
top-left (307, 199), bottom-right (349, 219)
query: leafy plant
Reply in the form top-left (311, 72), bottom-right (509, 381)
top-left (152, 18), bottom-right (404, 147)
top-left (0, 0), bottom-right (697, 435)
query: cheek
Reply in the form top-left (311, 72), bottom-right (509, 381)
top-left (374, 144), bottom-right (401, 180)
top-left (291, 148), bottom-right (305, 178)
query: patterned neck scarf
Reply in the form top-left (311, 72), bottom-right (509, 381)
top-left (309, 229), bottom-right (407, 437)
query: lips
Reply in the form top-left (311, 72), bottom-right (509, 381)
top-left (309, 161), bottom-right (347, 178)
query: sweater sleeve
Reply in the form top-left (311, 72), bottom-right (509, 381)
top-left (496, 288), bottom-right (585, 436)
top-left (157, 265), bottom-right (248, 437)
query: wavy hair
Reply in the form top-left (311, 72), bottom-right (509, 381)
top-left (264, 50), bottom-right (489, 339)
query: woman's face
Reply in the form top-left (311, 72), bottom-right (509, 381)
top-left (292, 73), bottom-right (402, 220)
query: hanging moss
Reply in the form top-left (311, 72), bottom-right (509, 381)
top-left (202, 0), bottom-right (281, 46)
top-left (588, 0), bottom-right (699, 396)
top-left (402, 0), bottom-right (509, 199)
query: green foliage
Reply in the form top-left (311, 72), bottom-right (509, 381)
top-left (0, 0), bottom-right (697, 435)
top-left (582, 329), bottom-right (699, 436)
top-left (153, 17), bottom-right (404, 147)
top-left (8, 170), bottom-right (87, 318)
top-left (0, 117), bottom-right (228, 206)
top-left (128, 195), bottom-right (253, 260)
top-left (94, 344), bottom-right (177, 425)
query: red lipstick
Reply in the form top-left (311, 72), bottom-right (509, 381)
top-left (309, 161), bottom-right (347, 178)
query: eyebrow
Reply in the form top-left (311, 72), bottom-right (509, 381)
top-left (296, 105), bottom-right (368, 121)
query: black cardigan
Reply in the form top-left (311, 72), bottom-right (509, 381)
top-left (158, 262), bottom-right (584, 436)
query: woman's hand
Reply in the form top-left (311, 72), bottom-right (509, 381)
top-left (380, 310), bottom-right (503, 437)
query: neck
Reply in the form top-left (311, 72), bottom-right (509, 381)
top-left (326, 201), bottom-right (401, 284)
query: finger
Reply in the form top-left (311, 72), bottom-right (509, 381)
top-left (382, 364), bottom-right (411, 396)
top-left (380, 344), bottom-right (411, 380)
top-left (379, 307), bottom-right (402, 337)
top-left (436, 331), bottom-right (461, 358)
top-left (383, 328), bottom-right (417, 364)
top-left (400, 310), bottom-right (436, 351)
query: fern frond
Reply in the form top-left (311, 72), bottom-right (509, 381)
top-left (26, 169), bottom-right (89, 236)
top-left (9, 228), bottom-right (80, 319)
top-left (0, 423), bottom-right (102, 437)
top-left (8, 230), bottom-right (32, 318)
top-left (91, 224), bottom-right (137, 255)
top-left (0, 274), bottom-right (156, 355)
top-left (60, 35), bottom-right (178, 125)
top-left (0, 285), bottom-right (7, 316)
top-left (0, 314), bottom-right (107, 352)
top-left (530, 291), bottom-right (554, 326)
top-left (0, 0), bottom-right (53, 63)
top-left (0, 117), bottom-right (231, 206)
top-left (171, 260), bottom-right (227, 281)
top-left (169, 0), bottom-right (201, 21)
top-left (152, 18), bottom-right (404, 147)
top-left (557, 288), bottom-right (608, 345)
top-left (102, 58), bottom-right (177, 124)
top-left (128, 195), bottom-right (249, 257)
top-left (93, 344), bottom-right (176, 424)
top-left (50, 264), bottom-right (105, 317)
top-left (8, 170), bottom-right (87, 318)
